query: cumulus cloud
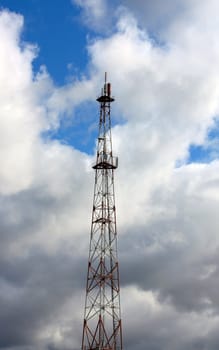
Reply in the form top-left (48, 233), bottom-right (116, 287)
top-left (1, 1), bottom-right (219, 350)
top-left (72, 0), bottom-right (109, 30)
top-left (0, 9), bottom-right (93, 350)
top-left (115, 0), bottom-right (193, 34)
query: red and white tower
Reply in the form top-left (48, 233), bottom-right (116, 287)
top-left (81, 74), bottom-right (123, 350)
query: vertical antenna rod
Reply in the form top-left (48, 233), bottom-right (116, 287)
top-left (81, 76), bottom-right (123, 350)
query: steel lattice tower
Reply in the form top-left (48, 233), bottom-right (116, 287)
top-left (81, 75), bottom-right (123, 350)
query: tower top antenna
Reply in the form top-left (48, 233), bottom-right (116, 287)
top-left (97, 72), bottom-right (114, 103)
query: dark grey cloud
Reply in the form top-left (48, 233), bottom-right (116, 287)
top-left (0, 180), bottom-right (89, 349)
top-left (0, 246), bottom-right (86, 348)
top-left (119, 181), bottom-right (219, 314)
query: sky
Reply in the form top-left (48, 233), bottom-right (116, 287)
top-left (0, 0), bottom-right (219, 349)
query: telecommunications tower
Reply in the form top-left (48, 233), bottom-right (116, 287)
top-left (81, 74), bottom-right (123, 350)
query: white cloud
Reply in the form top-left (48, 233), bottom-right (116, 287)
top-left (72, 0), bottom-right (108, 30)
top-left (0, 11), bottom-right (40, 194)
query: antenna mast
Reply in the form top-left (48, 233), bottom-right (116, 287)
top-left (81, 75), bottom-right (123, 350)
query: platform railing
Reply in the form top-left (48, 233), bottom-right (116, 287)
top-left (92, 154), bottom-right (118, 169)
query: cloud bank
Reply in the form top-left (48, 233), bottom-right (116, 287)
top-left (1, 1), bottom-right (219, 349)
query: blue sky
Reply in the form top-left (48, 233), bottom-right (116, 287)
top-left (189, 123), bottom-right (219, 163)
top-left (1, 0), bottom-right (88, 84)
